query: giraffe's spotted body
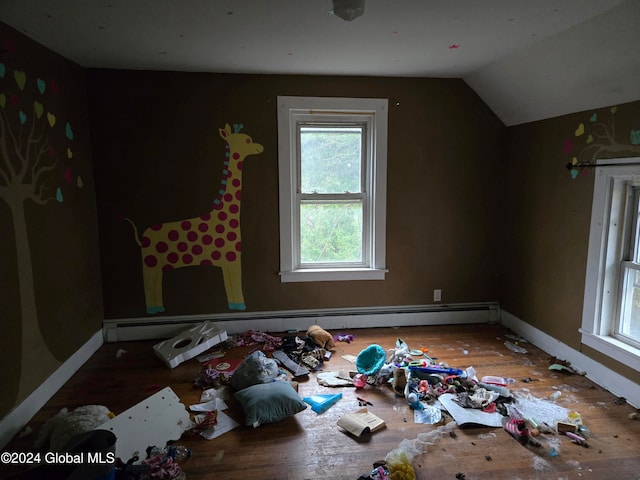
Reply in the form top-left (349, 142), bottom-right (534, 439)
top-left (129, 124), bottom-right (263, 313)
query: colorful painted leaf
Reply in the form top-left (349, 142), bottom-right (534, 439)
top-left (34, 101), bottom-right (44, 119)
top-left (13, 70), bottom-right (26, 90)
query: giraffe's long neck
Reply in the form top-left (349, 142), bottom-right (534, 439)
top-left (212, 144), bottom-right (243, 212)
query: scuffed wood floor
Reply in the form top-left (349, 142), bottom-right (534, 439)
top-left (2, 324), bottom-right (640, 480)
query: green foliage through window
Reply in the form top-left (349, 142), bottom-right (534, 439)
top-left (298, 126), bottom-right (364, 265)
top-left (300, 127), bottom-right (362, 194)
top-left (300, 203), bottom-right (363, 263)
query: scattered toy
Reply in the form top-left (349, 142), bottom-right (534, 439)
top-left (307, 324), bottom-right (337, 351)
top-left (335, 333), bottom-right (355, 343)
top-left (565, 431), bottom-right (589, 447)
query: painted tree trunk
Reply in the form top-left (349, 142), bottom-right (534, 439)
top-left (7, 196), bottom-right (60, 403)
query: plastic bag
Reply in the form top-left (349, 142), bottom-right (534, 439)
top-left (230, 351), bottom-right (279, 391)
top-left (384, 422), bottom-right (457, 480)
top-left (385, 450), bottom-right (415, 480)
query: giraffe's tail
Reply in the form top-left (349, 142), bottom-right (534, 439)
top-left (120, 216), bottom-right (142, 247)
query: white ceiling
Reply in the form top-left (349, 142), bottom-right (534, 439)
top-left (1, 0), bottom-right (638, 125)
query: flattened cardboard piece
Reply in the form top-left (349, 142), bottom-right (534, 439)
top-left (154, 321), bottom-right (228, 368)
top-left (439, 393), bottom-right (504, 428)
top-left (99, 387), bottom-right (193, 462)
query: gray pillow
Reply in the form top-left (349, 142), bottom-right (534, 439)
top-left (235, 382), bottom-right (307, 427)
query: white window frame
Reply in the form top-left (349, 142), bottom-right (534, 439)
top-left (581, 158), bottom-right (640, 371)
top-left (277, 96), bottom-right (388, 283)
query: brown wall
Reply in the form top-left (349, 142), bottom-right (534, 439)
top-left (0, 22), bottom-right (103, 418)
top-left (501, 100), bottom-right (640, 383)
top-left (87, 70), bottom-right (505, 319)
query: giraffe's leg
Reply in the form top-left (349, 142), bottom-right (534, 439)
top-left (222, 261), bottom-right (245, 310)
top-left (143, 266), bottom-right (165, 314)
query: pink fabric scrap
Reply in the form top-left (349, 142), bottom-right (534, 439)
top-left (235, 329), bottom-right (283, 352)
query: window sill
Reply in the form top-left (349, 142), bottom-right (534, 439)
top-left (579, 329), bottom-right (640, 371)
top-left (279, 268), bottom-right (387, 283)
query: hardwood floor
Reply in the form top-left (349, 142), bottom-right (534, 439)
top-left (2, 323), bottom-right (640, 480)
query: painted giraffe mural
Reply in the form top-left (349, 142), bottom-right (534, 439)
top-left (126, 123), bottom-right (263, 313)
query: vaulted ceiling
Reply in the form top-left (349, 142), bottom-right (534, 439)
top-left (1, 0), bottom-right (638, 125)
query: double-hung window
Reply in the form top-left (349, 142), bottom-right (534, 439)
top-left (277, 96), bottom-right (388, 282)
top-left (582, 158), bottom-right (640, 371)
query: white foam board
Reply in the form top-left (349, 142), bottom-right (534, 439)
top-left (153, 321), bottom-right (228, 368)
top-left (99, 387), bottom-right (192, 462)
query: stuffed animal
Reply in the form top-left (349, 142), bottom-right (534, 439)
top-left (306, 325), bottom-right (336, 351)
top-left (35, 405), bottom-right (114, 452)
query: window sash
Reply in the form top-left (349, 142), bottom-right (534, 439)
top-left (294, 123), bottom-right (371, 269)
top-left (293, 116), bottom-right (373, 270)
top-left (298, 198), bottom-right (365, 267)
top-left (297, 123), bottom-right (366, 195)
top-left (616, 261), bottom-right (640, 348)
top-left (631, 187), bottom-right (640, 263)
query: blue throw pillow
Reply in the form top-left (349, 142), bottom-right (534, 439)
top-left (235, 382), bottom-right (307, 427)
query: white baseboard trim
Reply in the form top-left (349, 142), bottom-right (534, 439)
top-left (501, 310), bottom-right (640, 409)
top-left (0, 330), bottom-right (104, 450)
top-left (103, 302), bottom-right (501, 342)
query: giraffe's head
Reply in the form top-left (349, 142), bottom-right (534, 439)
top-left (219, 123), bottom-right (264, 157)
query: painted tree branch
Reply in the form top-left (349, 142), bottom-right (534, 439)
top-left (580, 143), bottom-right (640, 161)
top-left (0, 102), bottom-right (59, 205)
top-left (0, 111), bottom-right (20, 183)
top-left (576, 115), bottom-right (640, 163)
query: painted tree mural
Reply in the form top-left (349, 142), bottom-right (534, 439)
top-left (564, 105), bottom-right (640, 178)
top-left (0, 45), bottom-right (82, 400)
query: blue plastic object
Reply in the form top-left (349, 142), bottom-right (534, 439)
top-left (303, 393), bottom-right (342, 414)
top-left (356, 344), bottom-right (386, 376)
top-left (408, 365), bottom-right (464, 376)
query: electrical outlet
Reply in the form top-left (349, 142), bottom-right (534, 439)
top-left (434, 289), bottom-right (442, 302)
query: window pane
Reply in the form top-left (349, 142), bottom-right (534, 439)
top-left (300, 126), bottom-right (362, 194)
top-left (300, 202), bottom-right (362, 264)
top-left (618, 265), bottom-right (640, 344)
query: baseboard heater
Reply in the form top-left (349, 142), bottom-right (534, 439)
top-left (103, 302), bottom-right (500, 342)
